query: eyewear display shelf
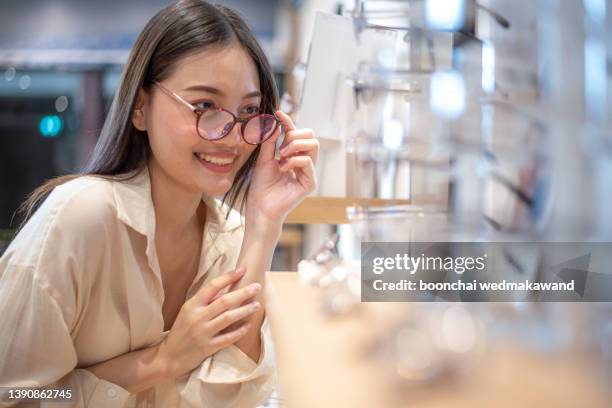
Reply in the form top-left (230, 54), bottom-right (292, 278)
top-left (264, 272), bottom-right (612, 408)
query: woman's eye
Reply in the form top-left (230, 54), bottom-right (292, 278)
top-left (194, 101), bottom-right (215, 110)
top-left (243, 106), bottom-right (260, 116)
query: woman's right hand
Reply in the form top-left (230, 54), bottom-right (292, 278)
top-left (156, 267), bottom-right (261, 378)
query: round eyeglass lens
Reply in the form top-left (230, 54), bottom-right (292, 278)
top-left (197, 109), bottom-right (235, 140)
top-left (244, 114), bottom-right (278, 144)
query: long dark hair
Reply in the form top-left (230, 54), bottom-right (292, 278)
top-left (18, 0), bottom-right (278, 224)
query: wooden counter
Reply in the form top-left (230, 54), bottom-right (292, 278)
top-left (265, 272), bottom-right (612, 408)
top-left (284, 197), bottom-right (412, 224)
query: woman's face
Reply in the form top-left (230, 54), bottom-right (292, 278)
top-left (136, 43), bottom-right (261, 197)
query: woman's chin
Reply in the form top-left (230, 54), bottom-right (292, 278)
top-left (197, 179), bottom-right (232, 197)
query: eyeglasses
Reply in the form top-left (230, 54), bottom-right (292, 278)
top-left (153, 81), bottom-right (280, 145)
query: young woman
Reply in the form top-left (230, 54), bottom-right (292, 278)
top-left (0, 0), bottom-right (318, 406)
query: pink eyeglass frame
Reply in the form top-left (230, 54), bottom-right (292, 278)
top-left (153, 81), bottom-right (280, 145)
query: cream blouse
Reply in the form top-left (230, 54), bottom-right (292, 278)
top-left (0, 165), bottom-right (276, 407)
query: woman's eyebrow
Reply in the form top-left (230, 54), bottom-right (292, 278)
top-left (242, 90), bottom-right (262, 99)
top-left (182, 85), bottom-right (261, 99)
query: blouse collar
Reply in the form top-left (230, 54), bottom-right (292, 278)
top-left (111, 163), bottom-right (243, 239)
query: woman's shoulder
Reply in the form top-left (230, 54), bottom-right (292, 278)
top-left (45, 175), bottom-right (118, 221)
top-left (2, 175), bottom-right (120, 269)
top-left (54, 173), bottom-right (115, 197)
top-left (18, 175), bottom-right (120, 243)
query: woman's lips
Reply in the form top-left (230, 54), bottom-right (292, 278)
top-left (194, 152), bottom-right (236, 174)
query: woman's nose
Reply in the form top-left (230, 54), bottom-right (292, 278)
top-left (218, 121), bottom-right (242, 147)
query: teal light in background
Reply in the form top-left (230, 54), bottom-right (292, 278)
top-left (39, 115), bottom-right (63, 138)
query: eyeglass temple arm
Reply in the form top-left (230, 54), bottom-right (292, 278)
top-left (153, 81), bottom-right (200, 112)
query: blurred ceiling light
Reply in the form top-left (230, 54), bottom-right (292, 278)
top-left (18, 75), bottom-right (31, 90)
top-left (481, 41), bottom-right (495, 94)
top-left (383, 119), bottom-right (404, 150)
top-left (584, 0), bottom-right (606, 24)
top-left (429, 70), bottom-right (466, 119)
top-left (584, 38), bottom-right (607, 121)
top-left (425, 0), bottom-right (465, 31)
top-left (4, 67), bottom-right (16, 81)
top-left (55, 96), bottom-right (69, 113)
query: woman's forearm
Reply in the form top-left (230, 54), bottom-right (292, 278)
top-left (232, 214), bottom-right (282, 361)
top-left (84, 343), bottom-right (171, 394)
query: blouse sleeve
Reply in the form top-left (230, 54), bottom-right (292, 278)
top-left (0, 181), bottom-right (132, 407)
top-left (176, 314), bottom-right (276, 408)
top-left (0, 263), bottom-right (131, 407)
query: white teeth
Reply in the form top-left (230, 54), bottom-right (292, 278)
top-left (196, 153), bottom-right (235, 165)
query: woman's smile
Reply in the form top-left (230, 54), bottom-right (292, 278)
top-left (193, 151), bottom-right (238, 174)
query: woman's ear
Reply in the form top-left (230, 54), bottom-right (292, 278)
top-left (131, 88), bottom-right (148, 131)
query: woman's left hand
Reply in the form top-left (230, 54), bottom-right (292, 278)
top-left (246, 110), bottom-right (318, 229)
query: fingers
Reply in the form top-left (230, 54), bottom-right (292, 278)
top-left (279, 128), bottom-right (312, 141)
top-left (194, 267), bottom-right (246, 305)
top-left (279, 155), bottom-right (314, 173)
top-left (260, 110), bottom-right (317, 164)
top-left (204, 282), bottom-right (261, 318)
top-left (275, 110), bottom-right (296, 132)
top-left (275, 111), bottom-right (317, 164)
top-left (208, 322), bottom-right (251, 351)
top-left (279, 156), bottom-right (317, 192)
top-left (279, 138), bottom-right (319, 163)
top-left (259, 121), bottom-right (283, 161)
top-left (279, 128), bottom-right (315, 152)
top-left (207, 301), bottom-right (261, 333)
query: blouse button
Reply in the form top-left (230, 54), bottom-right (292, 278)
top-left (107, 387), bottom-right (117, 398)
